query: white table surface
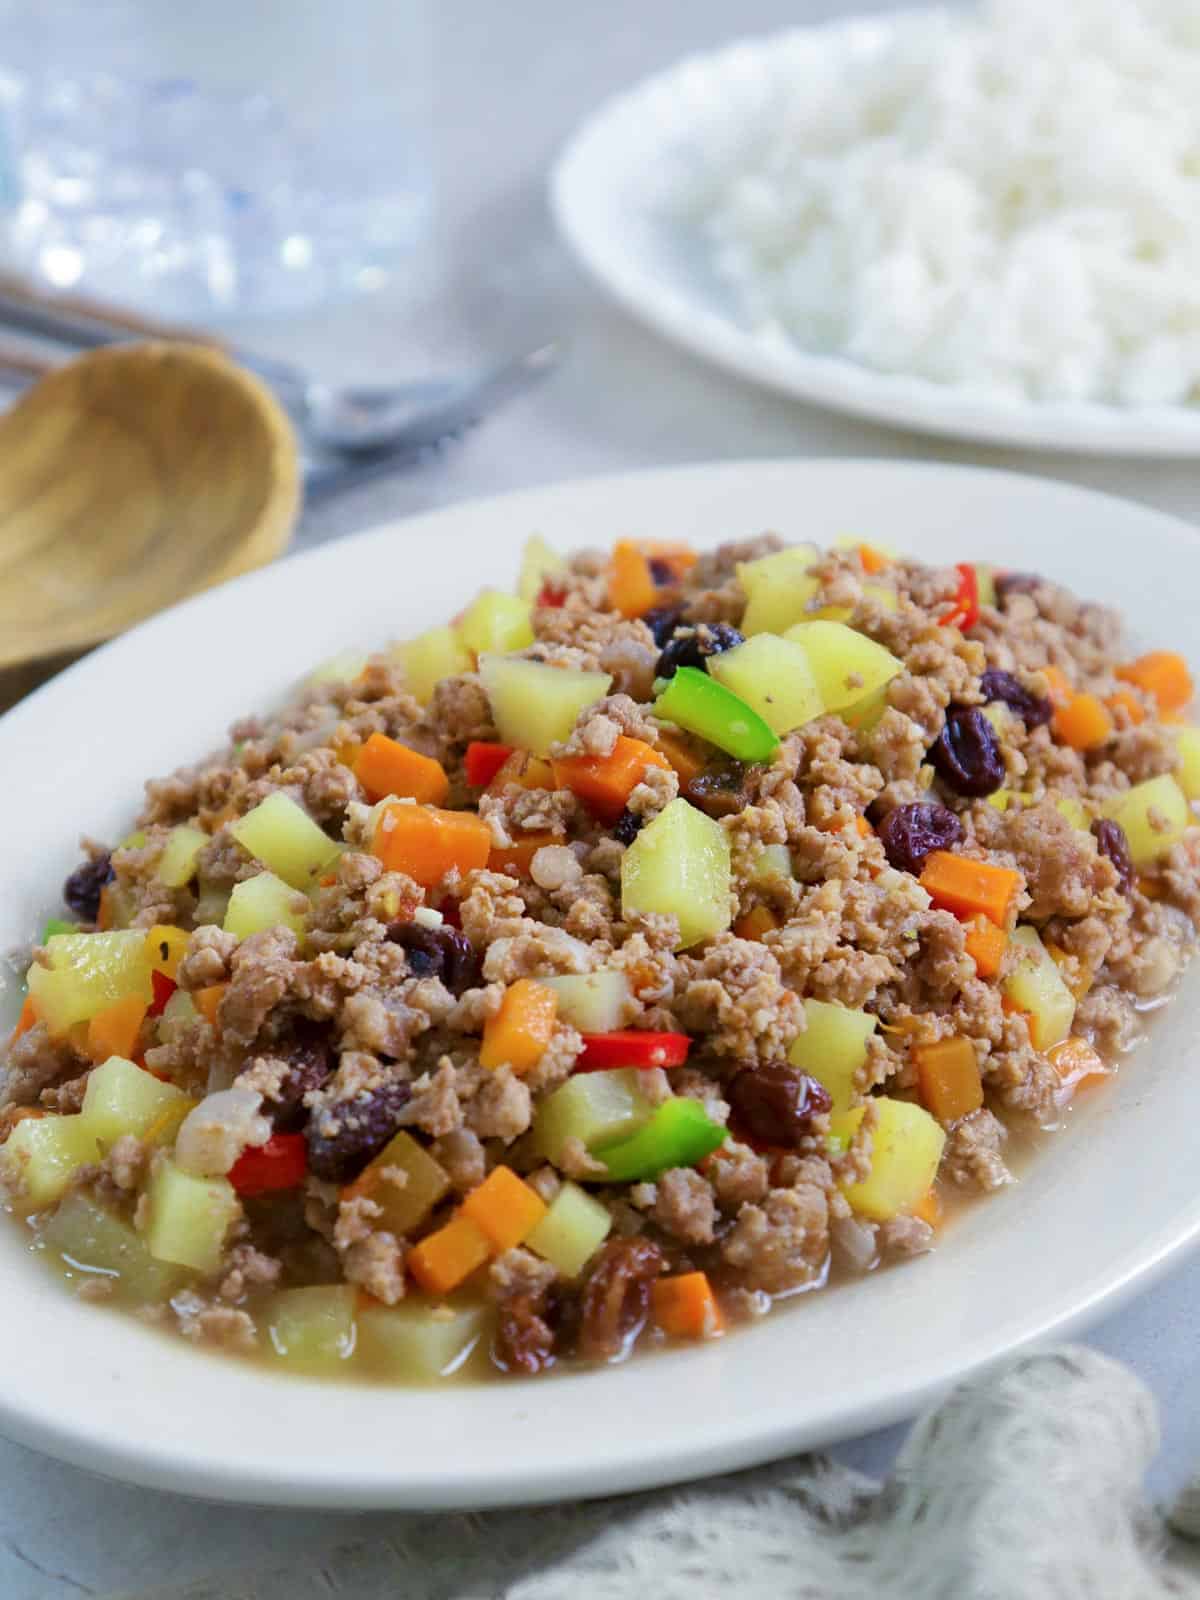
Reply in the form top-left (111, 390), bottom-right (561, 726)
top-left (6, 2), bottom-right (1200, 1593)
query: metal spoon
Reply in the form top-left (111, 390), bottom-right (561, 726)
top-left (0, 274), bottom-right (561, 456)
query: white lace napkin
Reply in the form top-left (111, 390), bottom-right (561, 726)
top-left (114, 1346), bottom-right (1200, 1600)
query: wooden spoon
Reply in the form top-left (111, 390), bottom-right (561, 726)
top-left (0, 340), bottom-right (300, 673)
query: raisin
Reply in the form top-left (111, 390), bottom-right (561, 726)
top-left (979, 669), bottom-right (1052, 729)
top-left (930, 707), bottom-right (1005, 797)
top-left (656, 623), bottom-right (744, 680)
top-left (994, 572), bottom-right (1043, 605)
top-left (578, 1237), bottom-right (665, 1362)
top-left (386, 922), bottom-right (480, 995)
top-left (683, 759), bottom-right (750, 819)
top-left (648, 557), bottom-right (675, 587)
top-left (1091, 818), bottom-right (1135, 895)
top-left (877, 801), bottom-right (965, 875)
top-left (305, 1078), bottom-right (412, 1183)
top-left (493, 1291), bottom-right (557, 1376)
top-left (265, 1018), bottom-right (336, 1131)
top-left (612, 808), bottom-right (643, 846)
top-left (642, 604), bottom-right (683, 648)
top-left (727, 1063), bottom-right (832, 1148)
top-left (62, 851), bottom-right (114, 922)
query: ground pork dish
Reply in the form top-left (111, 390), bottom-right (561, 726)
top-left (4, 532), bottom-right (1199, 1382)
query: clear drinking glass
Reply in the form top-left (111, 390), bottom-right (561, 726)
top-left (0, 0), bottom-right (431, 319)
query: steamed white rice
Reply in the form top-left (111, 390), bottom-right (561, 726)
top-left (677, 0), bottom-right (1200, 406)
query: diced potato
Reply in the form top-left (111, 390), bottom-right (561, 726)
top-left (518, 534), bottom-right (567, 602)
top-left (843, 684), bottom-right (891, 731)
top-left (357, 1299), bottom-right (488, 1381)
top-left (988, 790), bottom-right (1012, 812)
top-left (737, 546), bottom-right (821, 635)
top-left (1003, 925), bottom-right (1076, 1051)
top-left (784, 620), bottom-right (903, 714)
top-left (707, 634), bottom-right (823, 735)
top-left (974, 564), bottom-right (998, 608)
top-left (308, 649), bottom-right (368, 686)
top-left (812, 581), bottom-right (900, 622)
top-left (479, 655), bottom-right (612, 756)
top-left (393, 625), bottom-right (473, 706)
top-left (39, 1191), bottom-right (188, 1303)
top-left (1, 1116), bottom-right (101, 1209)
top-left (751, 842), bottom-right (793, 883)
top-left (980, 703), bottom-right (1010, 738)
top-left (143, 1160), bottom-right (240, 1274)
top-left (231, 792), bottom-right (341, 890)
top-left (788, 999), bottom-right (877, 1116)
top-left (531, 1069), bottom-right (652, 1165)
top-left (193, 881), bottom-right (231, 928)
top-left (158, 988), bottom-right (198, 1043)
top-left (349, 1130), bottom-right (451, 1236)
top-left (1054, 796), bottom-right (1091, 831)
top-left (27, 930), bottom-right (153, 1035)
top-left (540, 970), bottom-right (633, 1033)
top-left (1103, 774), bottom-right (1191, 867)
top-left (526, 1180), bottom-right (613, 1277)
top-left (265, 1286), bottom-right (357, 1371)
top-left (620, 797), bottom-right (732, 950)
top-left (157, 825), bottom-right (209, 889)
top-left (81, 1055), bottom-right (190, 1144)
top-left (223, 872), bottom-right (309, 942)
top-left (457, 591), bottom-right (534, 656)
top-left (839, 1097), bottom-right (946, 1222)
top-left (1175, 728), bottom-right (1200, 802)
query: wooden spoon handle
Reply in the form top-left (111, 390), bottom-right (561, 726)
top-left (0, 270), bottom-right (222, 349)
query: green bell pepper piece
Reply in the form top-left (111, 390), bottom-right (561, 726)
top-left (654, 667), bottom-right (780, 763)
top-left (42, 917), bottom-right (76, 943)
top-left (590, 1096), bottom-right (726, 1182)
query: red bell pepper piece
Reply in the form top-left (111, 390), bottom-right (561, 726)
top-left (576, 1031), bottom-right (692, 1072)
top-left (939, 562), bottom-right (979, 632)
top-left (228, 1132), bottom-right (308, 1197)
top-left (148, 969), bottom-right (177, 1017)
top-left (536, 581), bottom-right (567, 608)
top-left (465, 741), bottom-right (515, 788)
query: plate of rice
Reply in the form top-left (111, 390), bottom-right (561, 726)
top-left (552, 1), bottom-right (1200, 455)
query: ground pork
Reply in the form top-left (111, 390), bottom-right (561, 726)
top-left (650, 1167), bottom-right (718, 1245)
top-left (943, 1110), bottom-right (1011, 1191)
top-left (720, 1183), bottom-right (830, 1295)
top-left (1, 1024), bottom-right (87, 1107)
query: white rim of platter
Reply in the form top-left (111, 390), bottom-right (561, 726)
top-left (551, 15), bottom-right (1200, 458)
top-left (2, 459), bottom-right (1200, 1509)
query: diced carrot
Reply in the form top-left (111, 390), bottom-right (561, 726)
top-left (652, 1272), bottom-right (723, 1340)
top-left (639, 540), bottom-right (698, 582)
top-left (1116, 651), bottom-right (1194, 714)
top-left (10, 995), bottom-right (37, 1047)
top-left (86, 993), bottom-right (148, 1065)
top-left (96, 883), bottom-right (115, 932)
top-left (852, 813), bottom-right (871, 839)
top-left (1105, 689), bottom-right (1146, 727)
top-left (373, 803), bottom-right (491, 888)
top-left (490, 830), bottom-right (560, 878)
top-left (460, 1166), bottom-right (548, 1253)
top-left (919, 851), bottom-right (1021, 927)
top-left (354, 732), bottom-right (449, 806)
top-left (552, 736), bottom-right (672, 824)
top-left (655, 730), bottom-right (705, 785)
top-left (857, 543), bottom-right (891, 575)
top-left (913, 1188), bottom-right (942, 1229)
top-left (962, 913), bottom-right (1007, 979)
top-left (194, 985), bottom-right (226, 1027)
top-left (144, 924), bottom-right (189, 982)
top-left (608, 540), bottom-right (658, 620)
top-left (733, 905), bottom-right (780, 942)
top-left (407, 1215), bottom-right (491, 1297)
top-left (1138, 873), bottom-right (1166, 901)
top-left (1045, 942), bottom-right (1094, 1002)
top-left (1048, 1036), bottom-right (1109, 1094)
top-left (1052, 692), bottom-right (1113, 751)
top-left (479, 979), bottom-right (558, 1075)
top-left (1040, 665), bottom-right (1073, 709)
top-left (914, 1036), bottom-right (983, 1122)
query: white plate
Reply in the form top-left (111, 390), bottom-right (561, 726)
top-left (552, 18), bottom-right (1200, 457)
top-left (2, 460), bottom-right (1199, 1510)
